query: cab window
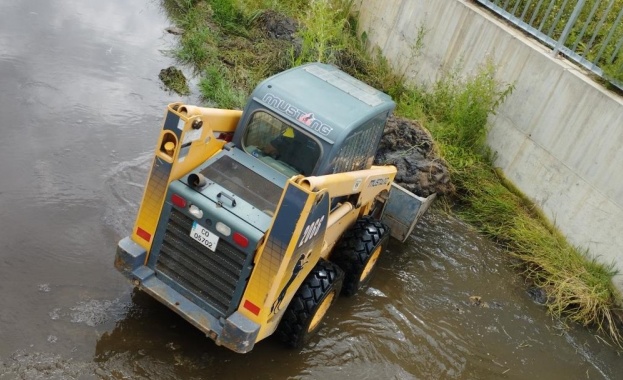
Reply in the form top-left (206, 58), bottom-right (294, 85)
top-left (243, 111), bottom-right (321, 176)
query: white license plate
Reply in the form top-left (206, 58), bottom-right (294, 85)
top-left (190, 221), bottom-right (219, 252)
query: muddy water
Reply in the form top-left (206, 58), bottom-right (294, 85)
top-left (1, 0), bottom-right (623, 379)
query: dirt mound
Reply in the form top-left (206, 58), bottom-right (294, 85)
top-left (375, 115), bottom-right (454, 197)
top-left (252, 10), bottom-right (302, 54)
top-left (253, 10), bottom-right (298, 40)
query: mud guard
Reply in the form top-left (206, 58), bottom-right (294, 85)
top-left (381, 183), bottom-right (436, 242)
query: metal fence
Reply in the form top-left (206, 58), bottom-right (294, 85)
top-left (475, 0), bottom-right (623, 88)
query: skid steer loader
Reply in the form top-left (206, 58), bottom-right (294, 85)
top-left (115, 63), bottom-right (434, 353)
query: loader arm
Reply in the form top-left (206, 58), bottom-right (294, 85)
top-left (295, 165), bottom-right (397, 259)
top-left (236, 179), bottom-right (331, 343)
top-left (130, 103), bottom-right (241, 252)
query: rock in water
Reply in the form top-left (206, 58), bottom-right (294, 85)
top-left (159, 66), bottom-right (190, 96)
top-left (165, 26), bottom-right (184, 35)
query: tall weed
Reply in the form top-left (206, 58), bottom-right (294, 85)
top-left (423, 62), bottom-right (514, 156)
top-left (293, 0), bottom-right (352, 65)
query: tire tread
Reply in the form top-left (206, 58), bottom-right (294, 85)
top-left (332, 216), bottom-right (389, 296)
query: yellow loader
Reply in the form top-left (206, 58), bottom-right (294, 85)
top-left (115, 63), bottom-right (434, 353)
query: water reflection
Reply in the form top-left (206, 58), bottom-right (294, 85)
top-left (0, 0), bottom-right (183, 361)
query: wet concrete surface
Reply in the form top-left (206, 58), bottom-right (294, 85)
top-left (1, 0), bottom-right (623, 379)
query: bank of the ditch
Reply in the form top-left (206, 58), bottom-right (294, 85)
top-left (160, 0), bottom-right (622, 343)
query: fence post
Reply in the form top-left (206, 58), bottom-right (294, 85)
top-left (552, 0), bottom-right (587, 57)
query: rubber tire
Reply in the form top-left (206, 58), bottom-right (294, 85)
top-left (332, 216), bottom-right (390, 297)
top-left (276, 260), bottom-right (344, 348)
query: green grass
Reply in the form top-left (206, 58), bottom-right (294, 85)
top-left (160, 0), bottom-right (622, 343)
top-left (163, 0), bottom-right (297, 108)
top-left (198, 65), bottom-right (247, 108)
top-left (291, 0), bottom-right (351, 65)
top-left (419, 66), bottom-right (621, 341)
top-left (164, 0), bottom-right (218, 67)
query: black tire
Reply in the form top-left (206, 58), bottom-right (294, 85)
top-left (276, 260), bottom-right (344, 348)
top-left (332, 216), bottom-right (390, 296)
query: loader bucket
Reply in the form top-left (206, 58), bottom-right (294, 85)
top-left (382, 183), bottom-right (436, 242)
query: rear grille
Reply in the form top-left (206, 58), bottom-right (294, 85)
top-left (155, 209), bottom-right (248, 316)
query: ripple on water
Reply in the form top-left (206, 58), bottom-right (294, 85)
top-left (45, 297), bottom-right (129, 327)
top-left (69, 298), bottom-right (127, 327)
top-left (102, 151), bottom-right (152, 236)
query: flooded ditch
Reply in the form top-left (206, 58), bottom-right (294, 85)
top-left (1, 0), bottom-right (623, 379)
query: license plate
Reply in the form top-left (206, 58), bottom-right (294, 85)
top-left (190, 221), bottom-right (219, 252)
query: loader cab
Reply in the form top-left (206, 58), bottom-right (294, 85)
top-left (233, 63), bottom-right (396, 177)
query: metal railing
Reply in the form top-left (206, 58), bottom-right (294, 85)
top-left (475, 0), bottom-right (623, 89)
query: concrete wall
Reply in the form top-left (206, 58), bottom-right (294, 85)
top-left (354, 0), bottom-right (623, 289)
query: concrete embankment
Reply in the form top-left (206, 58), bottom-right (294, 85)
top-left (354, 0), bottom-right (623, 290)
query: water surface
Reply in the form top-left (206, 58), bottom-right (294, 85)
top-left (1, 1), bottom-right (622, 378)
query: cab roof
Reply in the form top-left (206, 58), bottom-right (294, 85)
top-left (248, 63), bottom-right (395, 143)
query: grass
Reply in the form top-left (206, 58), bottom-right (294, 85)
top-left (160, 0), bottom-right (622, 343)
top-left (164, 0), bottom-right (219, 68)
top-left (291, 0), bottom-right (352, 65)
top-left (198, 65), bottom-right (247, 109)
top-left (417, 62), bottom-right (621, 340)
top-left (163, 0), bottom-right (294, 108)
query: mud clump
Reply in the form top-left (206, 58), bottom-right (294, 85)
top-left (253, 10), bottom-right (298, 41)
top-left (375, 115), bottom-right (454, 197)
top-left (159, 66), bottom-right (190, 96)
top-left (252, 10), bottom-right (302, 55)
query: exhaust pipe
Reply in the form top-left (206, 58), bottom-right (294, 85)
top-left (188, 173), bottom-right (207, 188)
